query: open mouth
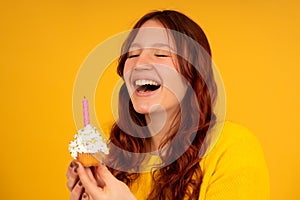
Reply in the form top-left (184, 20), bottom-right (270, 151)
top-left (134, 79), bottom-right (161, 93)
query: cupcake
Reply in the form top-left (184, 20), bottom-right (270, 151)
top-left (69, 124), bottom-right (109, 167)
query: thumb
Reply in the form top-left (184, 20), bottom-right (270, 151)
top-left (76, 162), bottom-right (103, 198)
top-left (95, 164), bottom-right (116, 187)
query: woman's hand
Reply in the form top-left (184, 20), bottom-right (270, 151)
top-left (66, 161), bottom-right (136, 200)
top-left (66, 161), bottom-right (85, 199)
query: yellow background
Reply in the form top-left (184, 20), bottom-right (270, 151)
top-left (0, 0), bottom-right (299, 199)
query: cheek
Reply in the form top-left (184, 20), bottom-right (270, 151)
top-left (123, 60), bottom-right (131, 74)
top-left (164, 55), bottom-right (180, 71)
top-left (123, 61), bottom-right (133, 92)
top-left (123, 60), bottom-right (134, 83)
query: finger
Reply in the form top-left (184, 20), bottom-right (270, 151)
top-left (70, 180), bottom-right (84, 200)
top-left (66, 176), bottom-right (79, 191)
top-left (85, 167), bottom-right (98, 185)
top-left (66, 161), bottom-right (73, 178)
top-left (76, 162), bottom-right (103, 198)
top-left (92, 167), bottom-right (105, 188)
top-left (66, 161), bottom-right (77, 178)
top-left (81, 192), bottom-right (89, 200)
top-left (66, 161), bottom-right (79, 191)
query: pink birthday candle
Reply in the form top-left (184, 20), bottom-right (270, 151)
top-left (82, 96), bottom-right (90, 127)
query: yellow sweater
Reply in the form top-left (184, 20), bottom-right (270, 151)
top-left (128, 121), bottom-right (270, 199)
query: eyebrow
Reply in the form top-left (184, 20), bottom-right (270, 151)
top-left (129, 42), bottom-right (175, 52)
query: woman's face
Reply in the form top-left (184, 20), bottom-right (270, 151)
top-left (123, 19), bottom-right (188, 115)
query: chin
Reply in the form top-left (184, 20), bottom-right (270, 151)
top-left (132, 105), bottom-right (151, 115)
top-left (133, 102), bottom-right (169, 115)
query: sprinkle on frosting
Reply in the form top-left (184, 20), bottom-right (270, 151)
top-left (69, 124), bottom-right (109, 159)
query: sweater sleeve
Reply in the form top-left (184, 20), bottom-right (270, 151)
top-left (200, 122), bottom-right (270, 200)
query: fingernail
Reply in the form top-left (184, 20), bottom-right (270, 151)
top-left (78, 180), bottom-right (82, 186)
top-left (74, 162), bottom-right (79, 173)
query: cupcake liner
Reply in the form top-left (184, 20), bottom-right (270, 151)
top-left (77, 153), bottom-right (100, 167)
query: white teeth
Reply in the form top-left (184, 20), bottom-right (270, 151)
top-left (135, 80), bottom-right (159, 86)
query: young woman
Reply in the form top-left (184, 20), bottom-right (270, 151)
top-left (66, 10), bottom-right (270, 200)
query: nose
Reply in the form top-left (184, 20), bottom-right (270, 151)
top-left (134, 49), bottom-right (154, 68)
top-left (134, 63), bottom-right (154, 71)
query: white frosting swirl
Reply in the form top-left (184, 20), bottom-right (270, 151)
top-left (69, 124), bottom-right (109, 159)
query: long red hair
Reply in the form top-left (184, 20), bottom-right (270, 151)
top-left (107, 10), bottom-right (217, 200)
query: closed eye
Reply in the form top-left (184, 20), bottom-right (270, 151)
top-left (128, 54), bottom-right (139, 58)
top-left (154, 48), bottom-right (171, 57)
top-left (155, 54), bottom-right (170, 57)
